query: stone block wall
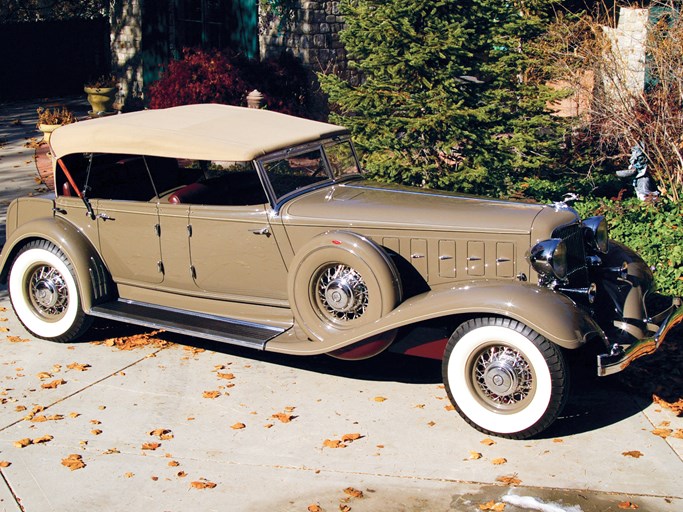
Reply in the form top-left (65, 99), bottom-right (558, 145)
top-left (109, 0), bottom-right (144, 109)
top-left (259, 1), bottom-right (357, 84)
top-left (602, 7), bottom-right (648, 98)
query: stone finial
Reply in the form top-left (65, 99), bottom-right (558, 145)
top-left (247, 90), bottom-right (265, 109)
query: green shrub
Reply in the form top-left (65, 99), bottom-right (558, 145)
top-left (575, 198), bottom-right (683, 297)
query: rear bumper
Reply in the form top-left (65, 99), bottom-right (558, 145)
top-left (597, 297), bottom-right (683, 376)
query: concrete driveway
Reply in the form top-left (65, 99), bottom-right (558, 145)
top-left (0, 99), bottom-right (681, 512)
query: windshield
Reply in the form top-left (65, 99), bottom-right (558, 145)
top-left (324, 140), bottom-right (361, 179)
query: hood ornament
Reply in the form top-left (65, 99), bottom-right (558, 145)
top-left (552, 193), bottom-right (579, 211)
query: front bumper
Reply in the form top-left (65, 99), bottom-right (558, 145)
top-left (597, 297), bottom-right (683, 376)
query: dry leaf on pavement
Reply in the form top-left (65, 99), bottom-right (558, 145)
top-left (307, 505), bottom-right (322, 512)
top-left (480, 438), bottom-right (496, 446)
top-left (479, 500), bottom-right (505, 511)
top-left (343, 487), bottom-right (363, 498)
top-left (323, 439), bottom-right (344, 449)
top-left (149, 429), bottom-right (173, 440)
top-left (651, 428), bottom-right (672, 438)
top-left (496, 474), bottom-right (522, 486)
top-left (341, 433), bottom-right (362, 443)
top-left (652, 395), bottom-right (683, 415)
top-left (622, 451), bottom-right (643, 458)
top-left (373, 396), bottom-right (387, 402)
top-left (41, 379), bottom-right (66, 389)
top-left (66, 362), bottom-right (91, 372)
top-left (61, 454), bottom-right (85, 471)
top-left (0, 461), bottom-right (11, 468)
top-left (468, 451), bottom-right (483, 460)
top-left (190, 478), bottom-right (217, 489)
top-left (217, 372), bottom-right (235, 380)
top-left (203, 390), bottom-right (221, 399)
top-left (271, 412), bottom-right (295, 423)
top-left (142, 442), bottom-right (161, 451)
top-left (231, 423), bottom-right (246, 430)
top-left (492, 458), bottom-right (507, 465)
top-left (618, 501), bottom-right (639, 509)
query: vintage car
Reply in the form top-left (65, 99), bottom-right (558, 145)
top-left (1, 104), bottom-right (680, 439)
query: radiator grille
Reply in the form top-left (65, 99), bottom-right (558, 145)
top-left (552, 223), bottom-right (589, 286)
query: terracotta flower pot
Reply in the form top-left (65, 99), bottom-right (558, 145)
top-left (84, 86), bottom-right (117, 114)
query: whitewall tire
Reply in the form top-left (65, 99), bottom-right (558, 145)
top-left (8, 240), bottom-right (91, 342)
top-left (442, 317), bottom-right (568, 439)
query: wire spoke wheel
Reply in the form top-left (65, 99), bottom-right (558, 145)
top-left (315, 263), bottom-right (369, 323)
top-left (27, 264), bottom-right (70, 321)
top-left (469, 344), bottom-right (536, 413)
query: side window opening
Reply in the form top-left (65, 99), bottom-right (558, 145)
top-left (166, 160), bottom-right (267, 206)
top-left (262, 147), bottom-right (330, 201)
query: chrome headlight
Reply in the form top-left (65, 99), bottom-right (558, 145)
top-left (582, 216), bottom-right (609, 254)
top-left (529, 239), bottom-right (567, 280)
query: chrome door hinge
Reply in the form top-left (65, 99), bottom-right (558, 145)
top-left (157, 261), bottom-right (164, 274)
top-left (154, 224), bottom-right (161, 237)
top-left (190, 265), bottom-right (197, 279)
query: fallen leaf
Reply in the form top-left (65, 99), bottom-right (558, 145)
top-left (479, 500), bottom-right (505, 511)
top-left (91, 429), bottom-right (103, 436)
top-left (307, 505), bottom-right (322, 512)
top-left (496, 474), bottom-right (521, 486)
top-left (652, 395), bottom-right (683, 415)
top-left (149, 429), bottom-right (173, 440)
top-left (618, 501), bottom-right (639, 509)
top-left (323, 439), bottom-right (345, 449)
top-left (492, 458), bottom-right (507, 465)
top-left (373, 396), bottom-right (387, 402)
top-left (271, 412), bottom-right (295, 423)
top-left (177, 471), bottom-right (187, 478)
top-left (427, 421), bottom-right (436, 427)
top-left (103, 448), bottom-right (120, 455)
top-left (217, 373), bottom-right (235, 380)
top-left (444, 405), bottom-right (455, 411)
top-left (90, 420), bottom-right (101, 425)
top-left (36, 372), bottom-right (52, 380)
top-left (41, 379), bottom-right (66, 389)
top-left (553, 438), bottom-right (564, 443)
top-left (7, 336), bottom-right (29, 343)
top-left (622, 451), bottom-right (643, 458)
top-left (69, 412), bottom-right (80, 418)
top-left (480, 438), bottom-right (496, 446)
top-left (190, 479), bottom-right (217, 489)
top-left (341, 433), bottom-right (361, 443)
top-left (415, 404), bottom-right (425, 409)
top-left (339, 505), bottom-right (351, 512)
top-left (97, 330), bottom-right (168, 351)
top-left (651, 428), bottom-right (672, 438)
top-left (468, 451), bottom-right (483, 460)
top-left (13, 438), bottom-right (32, 448)
top-left (151, 476), bottom-right (159, 481)
top-left (343, 487), bottom-right (363, 498)
top-left (673, 429), bottom-right (683, 439)
top-left (61, 454), bottom-right (85, 471)
top-left (203, 390), bottom-right (221, 399)
top-left (124, 472), bottom-right (134, 478)
top-left (0, 328), bottom-right (9, 332)
top-left (15, 405), bottom-right (26, 412)
top-left (0, 461), bottom-right (11, 468)
top-left (168, 460), bottom-right (180, 467)
top-left (231, 423), bottom-right (246, 430)
top-left (142, 442), bottom-right (161, 451)
top-left (66, 362), bottom-right (91, 372)
top-left (264, 423), bottom-right (274, 429)
top-left (31, 414), bottom-right (64, 423)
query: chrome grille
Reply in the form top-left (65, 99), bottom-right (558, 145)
top-left (552, 223), bottom-right (589, 286)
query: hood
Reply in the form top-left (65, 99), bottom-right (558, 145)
top-left (281, 180), bottom-right (555, 234)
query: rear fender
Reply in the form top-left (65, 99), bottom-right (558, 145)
top-left (0, 217), bottom-right (113, 311)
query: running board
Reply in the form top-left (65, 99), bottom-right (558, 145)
top-left (89, 299), bottom-right (285, 350)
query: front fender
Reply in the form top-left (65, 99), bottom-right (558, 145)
top-left (0, 216), bottom-right (113, 311)
top-left (266, 280), bottom-right (604, 355)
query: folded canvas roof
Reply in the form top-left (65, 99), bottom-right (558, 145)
top-left (50, 104), bottom-right (348, 162)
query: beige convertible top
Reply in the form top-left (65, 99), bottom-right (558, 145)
top-left (50, 104), bottom-right (348, 161)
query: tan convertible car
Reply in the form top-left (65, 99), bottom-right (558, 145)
top-left (1, 104), bottom-right (681, 438)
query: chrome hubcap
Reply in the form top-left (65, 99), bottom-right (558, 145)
top-left (28, 265), bottom-right (68, 320)
top-left (317, 264), bottom-right (368, 322)
top-left (472, 345), bottom-right (534, 410)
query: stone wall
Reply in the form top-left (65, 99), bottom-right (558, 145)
top-left (602, 7), bottom-right (648, 98)
top-left (259, 1), bottom-right (356, 84)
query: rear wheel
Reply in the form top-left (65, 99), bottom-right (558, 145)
top-left (442, 317), bottom-right (568, 439)
top-left (8, 240), bottom-right (91, 342)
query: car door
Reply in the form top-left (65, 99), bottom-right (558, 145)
top-left (188, 204), bottom-right (288, 302)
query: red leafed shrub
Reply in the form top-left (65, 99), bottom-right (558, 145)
top-left (148, 48), bottom-right (312, 118)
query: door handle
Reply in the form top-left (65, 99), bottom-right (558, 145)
top-left (249, 227), bottom-right (270, 237)
top-left (96, 212), bottom-right (115, 221)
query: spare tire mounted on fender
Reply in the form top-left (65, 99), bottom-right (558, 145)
top-left (288, 232), bottom-right (402, 342)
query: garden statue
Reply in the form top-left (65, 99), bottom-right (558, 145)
top-left (616, 144), bottom-right (659, 200)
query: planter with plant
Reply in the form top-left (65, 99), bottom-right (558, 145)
top-left (36, 106), bottom-right (76, 143)
top-left (84, 75), bottom-right (118, 115)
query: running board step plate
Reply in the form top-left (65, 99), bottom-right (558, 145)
top-left (90, 300), bottom-right (285, 350)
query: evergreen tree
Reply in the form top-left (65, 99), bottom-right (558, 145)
top-left (319, 0), bottom-right (567, 196)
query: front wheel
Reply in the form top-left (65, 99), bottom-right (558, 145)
top-left (442, 317), bottom-right (568, 439)
top-left (8, 240), bottom-right (91, 342)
